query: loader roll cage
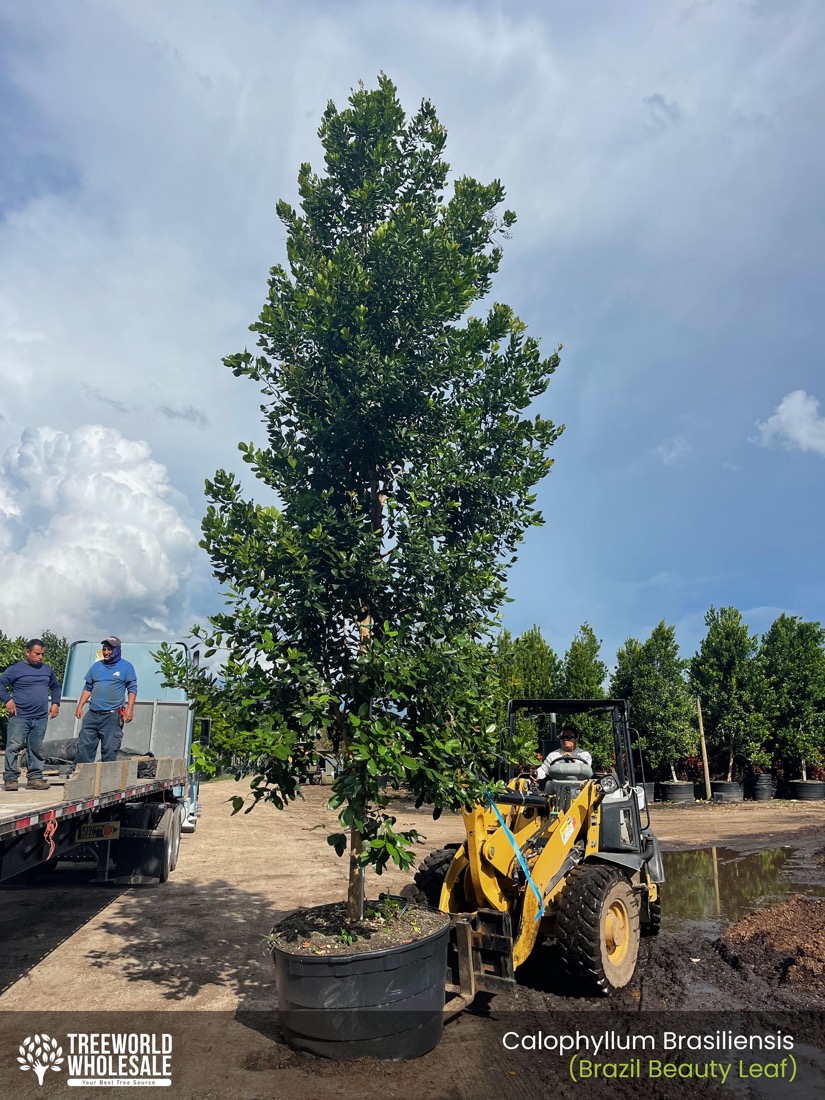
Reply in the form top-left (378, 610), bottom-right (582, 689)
top-left (503, 699), bottom-right (651, 827)
top-left (505, 697), bottom-right (646, 797)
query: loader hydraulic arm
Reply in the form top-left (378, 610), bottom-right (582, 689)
top-left (460, 779), bottom-right (605, 967)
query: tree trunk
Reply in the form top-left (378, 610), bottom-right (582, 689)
top-left (727, 745), bottom-right (733, 783)
top-left (670, 762), bottom-right (677, 781)
top-left (343, 470), bottom-right (385, 921)
top-left (347, 823), bottom-right (365, 922)
top-left (802, 757), bottom-right (808, 782)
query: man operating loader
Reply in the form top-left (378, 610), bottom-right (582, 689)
top-left (535, 725), bottom-right (592, 785)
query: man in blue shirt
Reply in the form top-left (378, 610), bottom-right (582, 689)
top-left (74, 637), bottom-right (138, 764)
top-left (1, 638), bottom-right (62, 792)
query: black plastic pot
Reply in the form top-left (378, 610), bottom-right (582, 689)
top-left (642, 782), bottom-right (655, 804)
top-left (710, 780), bottom-right (744, 803)
top-left (745, 774), bottom-right (774, 802)
top-left (655, 781), bottom-right (694, 803)
top-left (785, 780), bottom-right (825, 802)
top-left (274, 912), bottom-right (450, 1060)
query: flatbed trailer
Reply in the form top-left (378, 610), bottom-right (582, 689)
top-left (0, 640), bottom-right (202, 886)
top-left (0, 768), bottom-right (189, 884)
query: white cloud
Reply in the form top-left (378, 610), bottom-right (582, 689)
top-left (654, 436), bottom-right (691, 465)
top-left (0, 425), bottom-right (197, 639)
top-left (741, 605), bottom-right (793, 636)
top-left (643, 571), bottom-right (680, 588)
top-left (755, 390), bottom-right (825, 456)
top-left (0, 0), bottom-right (824, 646)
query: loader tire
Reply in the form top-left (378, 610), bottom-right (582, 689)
top-left (404, 844), bottom-right (463, 908)
top-left (555, 864), bottom-right (640, 995)
top-left (642, 897), bottom-right (661, 937)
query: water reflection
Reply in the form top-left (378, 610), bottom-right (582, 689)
top-left (661, 846), bottom-right (825, 930)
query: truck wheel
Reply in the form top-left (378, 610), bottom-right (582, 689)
top-left (555, 864), bottom-right (640, 994)
top-left (156, 808), bottom-right (175, 884)
top-left (168, 805), bottom-right (183, 872)
top-left (405, 844), bottom-right (464, 908)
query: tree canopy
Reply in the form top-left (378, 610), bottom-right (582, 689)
top-left (611, 621), bottom-right (695, 781)
top-left (160, 76), bottom-right (563, 916)
top-left (493, 625), bottom-right (562, 761)
top-left (758, 613), bottom-right (825, 780)
top-left (690, 606), bottom-right (765, 780)
top-left (558, 623), bottom-right (611, 766)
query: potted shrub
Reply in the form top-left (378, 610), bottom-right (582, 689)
top-left (744, 749), bottom-right (774, 801)
top-left (158, 76), bottom-right (562, 1060)
top-left (758, 614), bottom-right (825, 800)
top-left (610, 622), bottom-right (697, 803)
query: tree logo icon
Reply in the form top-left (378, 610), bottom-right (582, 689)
top-left (17, 1034), bottom-right (64, 1085)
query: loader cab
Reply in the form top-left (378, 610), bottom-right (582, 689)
top-left (507, 697), bottom-right (650, 859)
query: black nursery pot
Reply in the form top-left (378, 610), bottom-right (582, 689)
top-left (273, 913), bottom-right (450, 1061)
top-left (655, 781), bottom-right (694, 803)
top-left (710, 780), bottom-right (744, 803)
top-left (785, 780), bottom-right (825, 802)
top-left (745, 773), bottom-right (774, 801)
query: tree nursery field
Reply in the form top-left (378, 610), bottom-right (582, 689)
top-left (0, 779), bottom-right (822, 1099)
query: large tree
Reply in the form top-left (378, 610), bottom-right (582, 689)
top-left (758, 614), bottom-right (825, 780)
top-left (559, 623), bottom-right (611, 767)
top-left (690, 606), bottom-right (764, 780)
top-left (494, 625), bottom-right (562, 762)
top-left (162, 76), bottom-right (562, 918)
top-left (611, 621), bottom-right (695, 781)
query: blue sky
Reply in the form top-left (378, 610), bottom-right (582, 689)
top-left (0, 0), bottom-right (823, 673)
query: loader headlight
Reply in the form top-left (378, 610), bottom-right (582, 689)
top-left (599, 775), bottom-right (619, 795)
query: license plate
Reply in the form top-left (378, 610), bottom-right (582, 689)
top-left (76, 821), bottom-right (121, 842)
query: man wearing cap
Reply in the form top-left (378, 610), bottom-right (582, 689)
top-left (535, 725), bottom-right (593, 785)
top-left (74, 637), bottom-right (138, 764)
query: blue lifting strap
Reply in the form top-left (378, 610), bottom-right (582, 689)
top-left (487, 794), bottom-right (545, 919)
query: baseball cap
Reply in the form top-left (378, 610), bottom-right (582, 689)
top-left (101, 636), bottom-right (122, 647)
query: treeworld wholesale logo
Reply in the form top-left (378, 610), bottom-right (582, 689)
top-left (17, 1031), bottom-right (173, 1087)
top-left (18, 1035), bottom-right (64, 1085)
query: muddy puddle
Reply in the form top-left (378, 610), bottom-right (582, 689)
top-left (663, 845), bottom-right (825, 931)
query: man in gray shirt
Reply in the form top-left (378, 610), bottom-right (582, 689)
top-left (536, 726), bottom-right (593, 786)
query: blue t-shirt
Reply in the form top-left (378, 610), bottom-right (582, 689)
top-left (0, 660), bottom-right (62, 719)
top-left (84, 659), bottom-right (138, 712)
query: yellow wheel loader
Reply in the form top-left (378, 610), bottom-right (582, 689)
top-left (407, 699), bottom-right (663, 1004)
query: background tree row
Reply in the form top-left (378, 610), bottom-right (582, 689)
top-left (490, 609), bottom-right (825, 782)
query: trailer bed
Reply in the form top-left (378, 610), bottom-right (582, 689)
top-left (0, 772), bottom-right (189, 841)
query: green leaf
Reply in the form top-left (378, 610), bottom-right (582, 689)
top-left (327, 833), bottom-right (348, 857)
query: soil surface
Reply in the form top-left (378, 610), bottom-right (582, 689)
top-left (0, 781), bottom-right (823, 1099)
top-left (272, 896), bottom-right (448, 955)
top-left (718, 895), bottom-right (825, 1005)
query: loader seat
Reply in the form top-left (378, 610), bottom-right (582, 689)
top-left (544, 757), bottom-right (593, 782)
top-left (541, 758), bottom-right (593, 811)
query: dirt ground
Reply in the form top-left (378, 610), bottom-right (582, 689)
top-left (0, 780), bottom-right (823, 1099)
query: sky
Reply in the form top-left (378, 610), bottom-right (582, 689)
top-left (1, 0), bottom-right (823, 673)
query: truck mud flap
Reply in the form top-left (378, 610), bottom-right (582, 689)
top-left (110, 803), bottom-right (172, 885)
